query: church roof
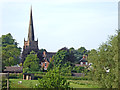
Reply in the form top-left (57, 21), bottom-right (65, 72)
top-left (28, 6), bottom-right (35, 41)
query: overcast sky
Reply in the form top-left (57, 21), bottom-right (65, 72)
top-left (0, 0), bottom-right (118, 52)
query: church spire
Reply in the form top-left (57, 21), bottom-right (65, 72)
top-left (28, 6), bottom-right (34, 41)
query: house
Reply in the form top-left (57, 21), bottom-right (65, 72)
top-left (41, 51), bottom-right (56, 70)
top-left (79, 55), bottom-right (88, 66)
top-left (75, 55), bottom-right (89, 67)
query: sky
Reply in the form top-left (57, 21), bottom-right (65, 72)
top-left (0, 0), bottom-right (118, 52)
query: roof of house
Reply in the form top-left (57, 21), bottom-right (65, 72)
top-left (46, 52), bottom-right (56, 59)
top-left (41, 58), bottom-right (50, 63)
top-left (4, 66), bottom-right (23, 73)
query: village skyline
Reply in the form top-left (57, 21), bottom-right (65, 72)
top-left (0, 0), bottom-right (118, 52)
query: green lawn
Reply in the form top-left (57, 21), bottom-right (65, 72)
top-left (68, 80), bottom-right (99, 88)
top-left (9, 79), bottom-right (39, 88)
top-left (9, 79), bottom-right (99, 88)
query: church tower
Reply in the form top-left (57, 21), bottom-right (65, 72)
top-left (22, 7), bottom-right (39, 64)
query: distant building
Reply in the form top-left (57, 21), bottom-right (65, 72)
top-left (41, 51), bottom-right (56, 70)
top-left (22, 7), bottom-right (39, 64)
top-left (75, 55), bottom-right (89, 67)
top-left (79, 55), bottom-right (88, 66)
top-left (22, 7), bottom-right (56, 70)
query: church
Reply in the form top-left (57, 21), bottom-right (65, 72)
top-left (22, 7), bottom-right (56, 70)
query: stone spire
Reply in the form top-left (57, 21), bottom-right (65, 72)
top-left (28, 6), bottom-right (34, 41)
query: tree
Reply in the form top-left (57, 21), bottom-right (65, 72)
top-left (47, 62), bottom-right (54, 71)
top-left (88, 32), bottom-right (118, 88)
top-left (23, 51), bottom-right (40, 73)
top-left (72, 47), bottom-right (89, 63)
top-left (2, 33), bottom-right (17, 47)
top-left (72, 66), bottom-right (85, 73)
top-left (53, 47), bottom-right (77, 68)
top-left (53, 48), bottom-right (69, 67)
top-left (35, 67), bottom-right (70, 89)
top-left (1, 33), bottom-right (21, 71)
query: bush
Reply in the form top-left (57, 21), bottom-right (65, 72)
top-left (29, 71), bottom-right (46, 75)
top-left (34, 74), bottom-right (44, 80)
top-left (9, 73), bottom-right (23, 79)
top-left (35, 68), bottom-right (70, 88)
top-left (72, 66), bottom-right (85, 73)
top-left (2, 79), bottom-right (7, 88)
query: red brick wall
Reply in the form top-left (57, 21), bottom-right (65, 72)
top-left (41, 60), bottom-right (49, 70)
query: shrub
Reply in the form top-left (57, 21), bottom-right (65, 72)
top-left (9, 73), bottom-right (23, 79)
top-left (35, 68), bottom-right (70, 89)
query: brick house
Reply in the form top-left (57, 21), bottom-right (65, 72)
top-left (41, 51), bottom-right (56, 70)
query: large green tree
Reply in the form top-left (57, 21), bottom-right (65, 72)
top-left (23, 51), bottom-right (40, 73)
top-left (53, 47), bottom-right (69, 67)
top-left (70, 47), bottom-right (89, 63)
top-left (1, 33), bottom-right (21, 71)
top-left (88, 32), bottom-right (118, 88)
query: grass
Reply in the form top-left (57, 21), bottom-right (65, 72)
top-left (9, 79), bottom-right (39, 88)
top-left (9, 79), bottom-right (99, 88)
top-left (68, 80), bottom-right (99, 88)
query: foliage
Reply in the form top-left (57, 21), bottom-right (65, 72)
top-left (9, 79), bottom-right (99, 88)
top-left (35, 67), bottom-right (70, 89)
top-left (53, 49), bottom-right (69, 67)
top-left (2, 75), bottom-right (8, 88)
top-left (69, 47), bottom-right (89, 63)
top-left (72, 66), bottom-right (85, 73)
top-left (9, 79), bottom-right (39, 88)
top-left (2, 33), bottom-right (17, 47)
top-left (88, 32), bottom-right (118, 88)
top-left (52, 47), bottom-right (76, 69)
top-left (23, 51), bottom-right (40, 73)
top-left (38, 49), bottom-right (47, 62)
top-left (74, 47), bottom-right (89, 62)
top-left (65, 76), bottom-right (90, 80)
top-left (9, 73), bottom-right (23, 79)
top-left (60, 62), bottom-right (72, 76)
top-left (47, 62), bottom-right (54, 71)
top-left (1, 33), bottom-right (21, 70)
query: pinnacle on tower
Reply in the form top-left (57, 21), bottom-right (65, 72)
top-left (28, 6), bottom-right (34, 41)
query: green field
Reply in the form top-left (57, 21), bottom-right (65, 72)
top-left (68, 80), bottom-right (99, 88)
top-left (9, 79), bottom-right (99, 88)
top-left (9, 79), bottom-right (39, 88)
